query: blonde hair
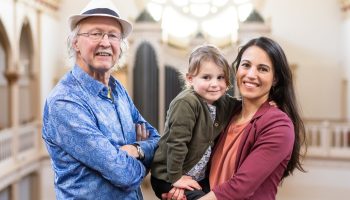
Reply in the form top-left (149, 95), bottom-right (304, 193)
top-left (185, 44), bottom-right (232, 88)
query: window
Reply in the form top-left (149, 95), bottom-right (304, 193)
top-left (146, 0), bottom-right (253, 47)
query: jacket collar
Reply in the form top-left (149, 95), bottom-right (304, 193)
top-left (252, 101), bottom-right (272, 120)
top-left (235, 101), bottom-right (272, 123)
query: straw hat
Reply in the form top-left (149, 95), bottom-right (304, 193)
top-left (68, 0), bottom-right (133, 37)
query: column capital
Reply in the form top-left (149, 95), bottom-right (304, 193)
top-left (4, 70), bottom-right (20, 84)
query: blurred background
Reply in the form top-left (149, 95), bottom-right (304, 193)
top-left (0, 0), bottom-right (349, 199)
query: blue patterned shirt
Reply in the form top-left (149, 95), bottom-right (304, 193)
top-left (42, 65), bottom-right (160, 200)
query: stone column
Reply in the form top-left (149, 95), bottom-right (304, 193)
top-left (4, 68), bottom-right (20, 200)
top-left (4, 69), bottom-right (19, 127)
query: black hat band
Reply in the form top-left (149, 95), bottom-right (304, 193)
top-left (82, 8), bottom-right (119, 17)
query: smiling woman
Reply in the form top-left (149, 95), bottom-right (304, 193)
top-left (145, 0), bottom-right (254, 47)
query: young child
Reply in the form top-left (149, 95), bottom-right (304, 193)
top-left (151, 44), bottom-right (238, 200)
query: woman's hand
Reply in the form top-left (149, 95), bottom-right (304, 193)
top-left (161, 176), bottom-right (201, 200)
top-left (161, 187), bottom-right (187, 200)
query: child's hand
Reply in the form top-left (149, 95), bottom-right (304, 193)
top-left (173, 175), bottom-right (202, 191)
top-left (269, 100), bottom-right (277, 107)
top-left (136, 123), bottom-right (149, 141)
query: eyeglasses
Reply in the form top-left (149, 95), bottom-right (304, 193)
top-left (77, 31), bottom-right (122, 43)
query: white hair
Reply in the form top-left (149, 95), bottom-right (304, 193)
top-left (66, 23), bottom-right (128, 64)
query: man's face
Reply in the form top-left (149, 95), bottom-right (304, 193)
top-left (74, 17), bottom-right (122, 74)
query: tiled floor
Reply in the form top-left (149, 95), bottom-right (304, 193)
top-left (141, 175), bottom-right (158, 200)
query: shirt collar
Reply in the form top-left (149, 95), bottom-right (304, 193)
top-left (72, 65), bottom-right (110, 97)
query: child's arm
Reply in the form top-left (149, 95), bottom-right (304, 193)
top-left (165, 99), bottom-right (198, 183)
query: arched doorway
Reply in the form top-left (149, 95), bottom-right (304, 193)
top-left (0, 20), bottom-right (10, 130)
top-left (18, 21), bottom-right (36, 125)
top-left (133, 42), bottom-right (159, 129)
top-left (164, 65), bottom-right (183, 118)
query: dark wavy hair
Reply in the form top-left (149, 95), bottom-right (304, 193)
top-left (232, 37), bottom-right (306, 179)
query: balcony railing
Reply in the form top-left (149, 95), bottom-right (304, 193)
top-left (0, 121), bottom-right (42, 184)
top-left (0, 119), bottom-right (349, 190)
top-left (306, 121), bottom-right (350, 159)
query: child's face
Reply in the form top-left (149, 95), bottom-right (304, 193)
top-left (187, 60), bottom-right (227, 104)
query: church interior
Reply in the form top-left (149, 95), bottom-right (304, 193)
top-left (0, 0), bottom-right (350, 199)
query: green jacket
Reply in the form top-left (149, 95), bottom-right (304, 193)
top-left (151, 89), bottom-right (237, 183)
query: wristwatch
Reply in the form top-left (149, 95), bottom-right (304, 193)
top-left (132, 143), bottom-right (145, 160)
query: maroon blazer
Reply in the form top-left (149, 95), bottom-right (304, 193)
top-left (212, 101), bottom-right (295, 200)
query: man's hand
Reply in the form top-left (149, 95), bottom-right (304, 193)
top-left (136, 123), bottom-right (149, 141)
top-left (120, 123), bottom-right (149, 158)
top-left (120, 145), bottom-right (138, 158)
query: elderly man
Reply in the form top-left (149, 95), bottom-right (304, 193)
top-left (42, 0), bottom-right (160, 199)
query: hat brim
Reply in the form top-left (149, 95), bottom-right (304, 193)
top-left (69, 14), bottom-right (133, 38)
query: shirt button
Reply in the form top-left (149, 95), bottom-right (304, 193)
top-left (214, 122), bottom-right (219, 127)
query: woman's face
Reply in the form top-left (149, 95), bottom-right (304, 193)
top-left (236, 45), bottom-right (275, 104)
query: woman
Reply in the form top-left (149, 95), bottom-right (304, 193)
top-left (200, 37), bottom-right (306, 200)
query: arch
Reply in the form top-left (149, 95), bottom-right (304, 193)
top-left (0, 19), bottom-right (11, 130)
top-left (133, 42), bottom-right (159, 129)
top-left (18, 20), bottom-right (36, 124)
top-left (19, 19), bottom-right (34, 80)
